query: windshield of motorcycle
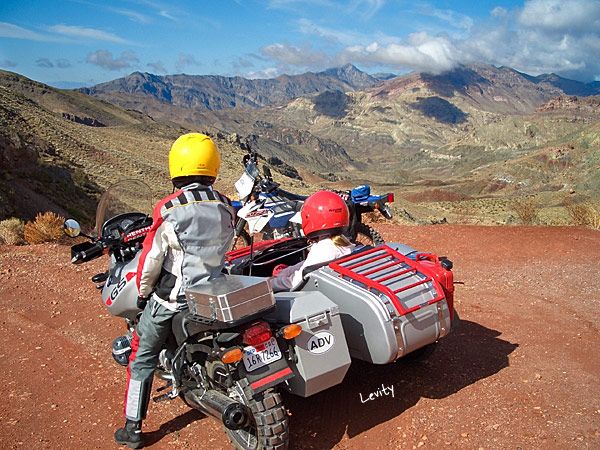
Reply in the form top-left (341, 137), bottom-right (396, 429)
top-left (95, 179), bottom-right (153, 236)
top-left (235, 160), bottom-right (260, 200)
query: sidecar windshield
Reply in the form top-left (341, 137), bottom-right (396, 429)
top-left (95, 179), bottom-right (153, 236)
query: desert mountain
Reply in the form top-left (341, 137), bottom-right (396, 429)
top-left (196, 64), bottom-right (600, 204)
top-left (0, 70), bottom-right (308, 222)
top-left (518, 70), bottom-right (600, 97)
top-left (2, 64), bottom-right (599, 227)
top-left (80, 64), bottom-right (380, 113)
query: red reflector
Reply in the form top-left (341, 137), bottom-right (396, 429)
top-left (250, 367), bottom-right (293, 390)
top-left (387, 193), bottom-right (395, 203)
top-left (243, 321), bottom-right (272, 347)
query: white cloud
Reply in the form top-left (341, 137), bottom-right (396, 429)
top-left (86, 50), bottom-right (139, 70)
top-left (159, 10), bottom-right (177, 21)
top-left (419, 5), bottom-right (474, 31)
top-left (261, 43), bottom-right (329, 67)
top-left (56, 58), bottom-right (71, 68)
top-left (348, 0), bottom-right (386, 19)
top-left (298, 19), bottom-right (367, 45)
top-left (36, 58), bottom-right (54, 68)
top-left (259, 0), bottom-right (600, 80)
top-left (245, 67), bottom-right (281, 79)
top-left (147, 61), bottom-right (167, 73)
top-left (175, 53), bottom-right (201, 72)
top-left (459, 0), bottom-right (600, 80)
top-left (49, 24), bottom-right (130, 44)
top-left (232, 57), bottom-right (255, 71)
top-left (35, 57), bottom-right (71, 69)
top-left (123, 0), bottom-right (179, 21)
top-left (518, 0), bottom-right (600, 33)
top-left (267, 0), bottom-right (335, 10)
top-left (491, 6), bottom-right (509, 18)
top-left (0, 22), bottom-right (55, 41)
top-left (0, 59), bottom-right (18, 68)
top-left (109, 7), bottom-right (153, 24)
top-left (343, 32), bottom-right (460, 73)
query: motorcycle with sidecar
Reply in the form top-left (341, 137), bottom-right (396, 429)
top-left (64, 179), bottom-right (456, 450)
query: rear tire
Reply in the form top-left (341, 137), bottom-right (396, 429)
top-left (353, 223), bottom-right (385, 246)
top-left (226, 388), bottom-right (289, 450)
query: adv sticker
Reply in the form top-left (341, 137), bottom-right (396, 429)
top-left (307, 331), bottom-right (334, 354)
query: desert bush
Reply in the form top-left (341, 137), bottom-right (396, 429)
top-left (564, 201), bottom-right (600, 229)
top-left (510, 198), bottom-right (539, 225)
top-left (24, 212), bottom-right (65, 244)
top-left (0, 217), bottom-right (25, 245)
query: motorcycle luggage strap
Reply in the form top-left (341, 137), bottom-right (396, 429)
top-left (328, 245), bottom-right (445, 316)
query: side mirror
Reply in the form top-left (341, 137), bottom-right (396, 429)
top-left (64, 219), bottom-right (81, 238)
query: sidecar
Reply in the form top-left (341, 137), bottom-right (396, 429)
top-left (221, 238), bottom-right (456, 397)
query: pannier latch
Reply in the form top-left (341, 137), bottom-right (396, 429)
top-left (208, 298), bottom-right (218, 321)
top-left (307, 311), bottom-right (331, 330)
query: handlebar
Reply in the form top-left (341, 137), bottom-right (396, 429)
top-left (71, 241), bottom-right (105, 264)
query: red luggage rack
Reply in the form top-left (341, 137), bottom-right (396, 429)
top-left (328, 245), bottom-right (445, 315)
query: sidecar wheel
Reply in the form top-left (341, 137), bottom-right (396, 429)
top-left (226, 388), bottom-right (289, 450)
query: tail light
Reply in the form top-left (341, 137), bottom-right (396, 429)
top-left (386, 193), bottom-right (395, 203)
top-left (243, 321), bottom-right (272, 347)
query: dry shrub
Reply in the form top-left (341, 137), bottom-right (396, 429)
top-left (564, 201), bottom-right (600, 229)
top-left (0, 217), bottom-right (25, 245)
top-left (24, 212), bottom-right (65, 244)
top-left (511, 198), bottom-right (539, 225)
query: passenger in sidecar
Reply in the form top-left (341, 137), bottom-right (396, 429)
top-left (269, 190), bottom-right (355, 292)
top-left (224, 190), bottom-right (455, 400)
top-left (222, 231), bottom-right (456, 400)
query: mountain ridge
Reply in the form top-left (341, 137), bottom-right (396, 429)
top-left (79, 64), bottom-right (382, 112)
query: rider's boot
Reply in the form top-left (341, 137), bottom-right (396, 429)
top-left (114, 419), bottom-right (143, 449)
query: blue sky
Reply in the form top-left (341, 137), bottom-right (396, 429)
top-left (1, 0), bottom-right (599, 87)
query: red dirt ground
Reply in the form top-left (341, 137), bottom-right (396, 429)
top-left (1, 225), bottom-right (599, 449)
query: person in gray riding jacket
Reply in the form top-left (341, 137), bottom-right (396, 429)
top-left (115, 133), bottom-right (235, 449)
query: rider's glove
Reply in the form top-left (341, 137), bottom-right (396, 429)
top-left (137, 295), bottom-right (150, 310)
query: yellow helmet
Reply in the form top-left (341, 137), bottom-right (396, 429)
top-left (168, 133), bottom-right (221, 179)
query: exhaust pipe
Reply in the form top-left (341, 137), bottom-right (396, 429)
top-left (183, 388), bottom-right (250, 430)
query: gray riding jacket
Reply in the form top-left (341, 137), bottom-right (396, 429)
top-left (136, 183), bottom-right (235, 311)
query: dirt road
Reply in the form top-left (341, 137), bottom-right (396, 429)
top-left (1, 225), bottom-right (599, 449)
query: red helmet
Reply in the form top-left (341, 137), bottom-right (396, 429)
top-left (301, 190), bottom-right (350, 239)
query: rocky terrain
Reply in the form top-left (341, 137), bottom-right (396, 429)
top-left (196, 64), bottom-right (600, 225)
top-left (1, 65), bottom-right (599, 227)
top-left (79, 64), bottom-right (382, 114)
top-left (0, 70), bottom-right (308, 222)
top-left (1, 224), bottom-right (599, 449)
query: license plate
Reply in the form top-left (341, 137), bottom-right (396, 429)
top-left (242, 337), bottom-right (282, 372)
